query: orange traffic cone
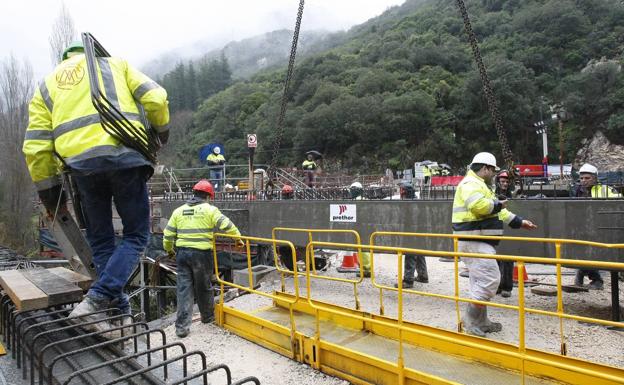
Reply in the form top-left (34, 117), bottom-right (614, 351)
top-left (337, 252), bottom-right (359, 273)
top-left (512, 264), bottom-right (529, 283)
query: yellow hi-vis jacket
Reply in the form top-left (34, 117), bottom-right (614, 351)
top-left (23, 54), bottom-right (169, 192)
top-left (206, 153), bottom-right (225, 165)
top-left (452, 170), bottom-right (522, 238)
top-left (163, 200), bottom-right (241, 251)
top-left (302, 159), bottom-right (317, 170)
top-left (590, 184), bottom-right (622, 198)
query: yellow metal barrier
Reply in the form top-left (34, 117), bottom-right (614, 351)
top-left (370, 231), bottom-right (624, 354)
top-left (212, 234), bottom-right (302, 359)
top-left (304, 240), bottom-right (624, 385)
top-left (272, 227), bottom-right (364, 309)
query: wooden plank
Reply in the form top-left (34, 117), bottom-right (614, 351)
top-left (0, 270), bottom-right (48, 311)
top-left (22, 269), bottom-right (83, 307)
top-left (47, 267), bottom-right (93, 291)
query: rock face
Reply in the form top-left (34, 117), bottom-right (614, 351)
top-left (575, 131), bottom-right (624, 171)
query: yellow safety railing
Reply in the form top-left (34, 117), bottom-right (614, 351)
top-left (272, 227), bottom-right (364, 309)
top-left (212, 234), bottom-right (301, 358)
top-left (303, 240), bottom-right (624, 385)
top-left (371, 231), bottom-right (624, 355)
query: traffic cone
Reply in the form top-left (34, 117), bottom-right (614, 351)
top-left (513, 264), bottom-right (529, 283)
top-left (337, 252), bottom-right (359, 273)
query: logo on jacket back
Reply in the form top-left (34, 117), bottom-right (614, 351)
top-left (56, 63), bottom-right (85, 90)
top-left (330, 204), bottom-right (356, 222)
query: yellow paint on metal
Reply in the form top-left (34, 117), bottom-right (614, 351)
top-left (0, 342), bottom-right (5, 356)
top-left (213, 231), bottom-right (624, 385)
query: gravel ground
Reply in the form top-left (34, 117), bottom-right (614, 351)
top-left (166, 252), bottom-right (624, 383)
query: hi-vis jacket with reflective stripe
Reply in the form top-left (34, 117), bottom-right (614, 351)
top-left (206, 153), bottom-right (225, 165)
top-left (163, 200), bottom-right (241, 251)
top-left (452, 170), bottom-right (522, 238)
top-left (573, 184), bottom-right (622, 198)
top-left (23, 54), bottom-right (169, 192)
top-left (302, 159), bottom-right (317, 170)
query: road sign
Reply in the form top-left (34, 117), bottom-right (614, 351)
top-left (247, 134), bottom-right (257, 148)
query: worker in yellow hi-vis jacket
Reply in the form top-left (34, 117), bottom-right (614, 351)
top-left (163, 180), bottom-right (243, 338)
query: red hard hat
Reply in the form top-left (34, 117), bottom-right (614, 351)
top-left (498, 170), bottom-right (509, 179)
top-left (193, 179), bottom-right (214, 198)
top-left (282, 184), bottom-right (293, 194)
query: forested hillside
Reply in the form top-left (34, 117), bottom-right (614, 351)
top-left (160, 0), bottom-right (624, 173)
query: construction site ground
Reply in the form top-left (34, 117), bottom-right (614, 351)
top-left (164, 254), bottom-right (624, 384)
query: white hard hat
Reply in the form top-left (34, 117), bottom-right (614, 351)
top-left (350, 182), bottom-right (363, 189)
top-left (471, 152), bottom-right (498, 169)
top-left (213, 147), bottom-right (221, 155)
top-left (579, 163), bottom-right (598, 174)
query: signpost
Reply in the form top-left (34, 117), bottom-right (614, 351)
top-left (247, 134), bottom-right (257, 195)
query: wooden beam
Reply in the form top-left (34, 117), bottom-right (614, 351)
top-left (22, 269), bottom-right (83, 307)
top-left (0, 270), bottom-right (47, 311)
top-left (47, 267), bottom-right (92, 291)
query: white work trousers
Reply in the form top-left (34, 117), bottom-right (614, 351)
top-left (459, 241), bottom-right (500, 302)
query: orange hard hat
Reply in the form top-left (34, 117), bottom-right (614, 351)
top-left (282, 184), bottom-right (293, 194)
top-left (193, 179), bottom-right (214, 198)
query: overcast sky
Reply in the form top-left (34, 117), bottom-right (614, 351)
top-left (2, 0), bottom-right (405, 79)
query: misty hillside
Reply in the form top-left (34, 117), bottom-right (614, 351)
top-left (160, 0), bottom-right (624, 174)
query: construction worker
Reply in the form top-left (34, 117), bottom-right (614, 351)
top-left (571, 163), bottom-right (621, 289)
top-left (23, 41), bottom-right (169, 333)
top-left (282, 184), bottom-right (294, 200)
top-left (452, 152), bottom-right (537, 337)
top-left (163, 180), bottom-right (243, 337)
top-left (302, 154), bottom-right (317, 188)
top-left (423, 165), bottom-right (431, 185)
top-left (347, 182), bottom-right (371, 277)
top-left (206, 146), bottom-right (225, 191)
top-left (495, 170), bottom-right (514, 298)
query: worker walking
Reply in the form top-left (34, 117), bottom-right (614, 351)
top-left (302, 154), bottom-right (317, 188)
top-left (23, 41), bottom-right (169, 333)
top-left (163, 180), bottom-right (243, 338)
top-left (206, 146), bottom-right (226, 191)
top-left (494, 170), bottom-right (514, 298)
top-left (395, 255), bottom-right (428, 288)
top-left (571, 163), bottom-right (621, 289)
top-left (452, 153), bottom-right (537, 337)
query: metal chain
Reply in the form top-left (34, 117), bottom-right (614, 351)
top-left (268, 0), bottom-right (305, 175)
top-left (455, 0), bottom-right (516, 174)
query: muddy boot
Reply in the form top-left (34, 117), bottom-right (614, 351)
top-left (462, 303), bottom-right (486, 337)
top-left (415, 256), bottom-right (428, 283)
top-left (574, 270), bottom-right (584, 287)
top-left (481, 306), bottom-right (502, 333)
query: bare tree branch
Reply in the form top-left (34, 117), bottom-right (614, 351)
top-left (0, 55), bottom-right (35, 250)
top-left (48, 2), bottom-right (77, 66)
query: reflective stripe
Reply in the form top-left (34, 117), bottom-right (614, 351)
top-left (221, 222), bottom-right (234, 232)
top-left (133, 81), bottom-right (160, 99)
top-left (176, 228), bottom-right (212, 234)
top-left (176, 237), bottom-right (212, 243)
top-left (165, 225), bottom-right (177, 233)
top-left (453, 229), bottom-right (504, 236)
top-left (54, 114), bottom-right (101, 139)
top-left (39, 81), bottom-right (53, 112)
top-left (464, 193), bottom-right (484, 206)
top-left (163, 235), bottom-right (176, 241)
top-left (502, 213), bottom-right (516, 225)
top-left (64, 144), bottom-right (135, 165)
top-left (215, 216), bottom-right (226, 230)
top-left (24, 130), bottom-right (53, 141)
top-left (452, 206), bottom-right (468, 213)
top-left (53, 112), bottom-right (142, 139)
top-left (34, 175), bottom-right (62, 191)
top-left (98, 58), bottom-right (119, 108)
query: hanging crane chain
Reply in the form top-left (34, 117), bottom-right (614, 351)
top-left (455, 0), bottom-right (516, 175)
top-left (268, 0), bottom-right (305, 176)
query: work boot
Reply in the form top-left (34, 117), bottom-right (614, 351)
top-left (462, 303), bottom-right (486, 337)
top-left (69, 296), bottom-right (119, 338)
top-left (176, 328), bottom-right (190, 338)
top-left (363, 269), bottom-right (371, 278)
top-left (574, 271), bottom-right (584, 287)
top-left (500, 290), bottom-right (511, 298)
top-left (588, 280), bottom-right (604, 290)
top-left (415, 257), bottom-right (428, 283)
top-left (394, 281), bottom-right (414, 289)
top-left (481, 306), bottom-right (502, 333)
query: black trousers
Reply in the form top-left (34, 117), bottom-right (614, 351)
top-left (497, 260), bottom-right (514, 292)
top-left (402, 254), bottom-right (428, 282)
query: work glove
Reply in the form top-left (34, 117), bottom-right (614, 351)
top-left (167, 250), bottom-right (176, 260)
top-left (235, 239), bottom-right (245, 249)
top-left (157, 130), bottom-right (169, 146)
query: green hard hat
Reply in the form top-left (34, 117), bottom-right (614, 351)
top-left (62, 41), bottom-right (84, 61)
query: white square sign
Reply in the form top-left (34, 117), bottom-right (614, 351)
top-left (330, 204), bottom-right (357, 222)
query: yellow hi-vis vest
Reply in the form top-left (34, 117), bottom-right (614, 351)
top-left (163, 201), bottom-right (241, 251)
top-left (591, 184), bottom-right (622, 198)
top-left (23, 54), bottom-right (169, 192)
top-left (451, 170), bottom-right (519, 236)
top-left (302, 159), bottom-right (317, 170)
top-left (206, 153), bottom-right (225, 165)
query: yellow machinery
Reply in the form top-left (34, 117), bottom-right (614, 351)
top-left (213, 231), bottom-right (624, 385)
